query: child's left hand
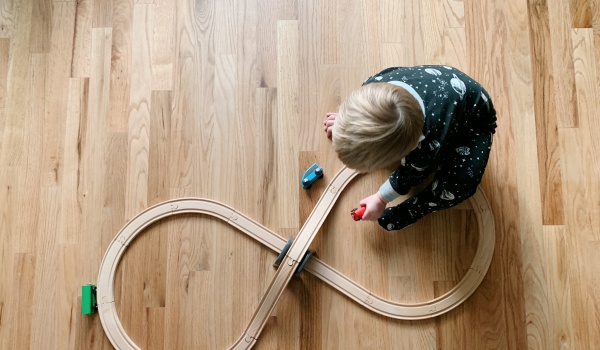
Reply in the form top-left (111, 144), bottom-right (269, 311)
top-left (323, 112), bottom-right (337, 139)
top-left (358, 192), bottom-right (387, 221)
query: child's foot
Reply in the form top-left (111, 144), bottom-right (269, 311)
top-left (323, 112), bottom-right (337, 139)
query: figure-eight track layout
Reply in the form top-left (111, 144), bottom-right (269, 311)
top-left (96, 167), bottom-right (495, 349)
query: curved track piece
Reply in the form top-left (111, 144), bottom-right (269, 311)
top-left (96, 167), bottom-right (495, 349)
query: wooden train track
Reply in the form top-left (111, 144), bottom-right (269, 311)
top-left (96, 167), bottom-right (495, 349)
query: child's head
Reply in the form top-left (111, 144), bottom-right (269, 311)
top-left (332, 83), bottom-right (424, 172)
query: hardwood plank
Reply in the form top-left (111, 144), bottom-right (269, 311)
top-left (7, 254), bottom-right (36, 350)
top-left (276, 20), bottom-right (300, 229)
top-left (527, 0), bottom-right (565, 225)
top-left (0, 166), bottom-right (22, 349)
top-left (145, 307), bottom-right (165, 350)
top-left (254, 87), bottom-right (278, 228)
top-left (256, 0), bottom-right (279, 87)
top-left (214, 0), bottom-right (237, 54)
top-left (17, 53), bottom-right (44, 252)
top-left (363, 0), bottom-right (382, 72)
top-left (547, 0), bottom-right (579, 127)
top-left (40, 2), bottom-right (76, 187)
top-left (93, 0), bottom-right (112, 27)
top-left (298, 0), bottom-right (323, 152)
top-left (444, 0), bottom-right (464, 28)
top-left (570, 28), bottom-right (600, 241)
top-left (56, 243), bottom-right (82, 349)
top-left (0, 0), bottom-right (14, 38)
top-left (380, 0), bottom-right (402, 43)
top-left (559, 31), bottom-right (600, 346)
top-left (435, 281), bottom-right (466, 349)
top-left (466, 0), bottom-right (529, 348)
top-left (319, 0), bottom-right (338, 64)
top-left (151, 0), bottom-right (174, 90)
top-left (544, 226), bottom-right (575, 349)
top-left (339, 0), bottom-right (369, 68)
top-left (29, 187), bottom-right (61, 349)
top-left (421, 0), bottom-right (445, 62)
top-left (60, 78), bottom-right (88, 243)
top-left (148, 90), bottom-right (171, 204)
top-left (504, 2), bottom-right (551, 347)
top-left (570, 0), bottom-right (592, 28)
top-left (71, 0), bottom-right (92, 77)
top-left (213, 53), bottom-right (239, 204)
top-left (381, 1), bottom-right (423, 66)
top-left (442, 28), bottom-right (467, 72)
top-left (0, 38), bottom-right (8, 110)
top-left (29, 0), bottom-right (51, 53)
top-left (0, 0), bottom-right (32, 167)
top-left (124, 4), bottom-right (153, 218)
top-left (109, 0), bottom-right (134, 132)
top-left (559, 128), bottom-right (596, 349)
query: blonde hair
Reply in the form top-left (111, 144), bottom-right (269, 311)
top-left (332, 83), bottom-right (424, 172)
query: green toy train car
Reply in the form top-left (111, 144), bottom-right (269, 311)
top-left (81, 284), bottom-right (97, 315)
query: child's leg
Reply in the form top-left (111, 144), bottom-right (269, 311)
top-left (378, 131), bottom-right (493, 231)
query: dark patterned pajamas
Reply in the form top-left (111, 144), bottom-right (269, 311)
top-left (361, 66), bottom-right (497, 231)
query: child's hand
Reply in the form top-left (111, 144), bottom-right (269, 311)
top-left (358, 192), bottom-right (388, 221)
top-left (323, 112), bottom-right (337, 139)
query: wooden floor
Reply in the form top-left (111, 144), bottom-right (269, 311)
top-left (0, 0), bottom-right (599, 349)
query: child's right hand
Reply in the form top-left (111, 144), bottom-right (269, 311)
top-left (358, 192), bottom-right (388, 221)
top-left (323, 112), bottom-right (337, 139)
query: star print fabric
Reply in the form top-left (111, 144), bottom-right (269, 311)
top-left (363, 65), bottom-right (497, 231)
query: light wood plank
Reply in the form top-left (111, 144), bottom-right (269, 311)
top-left (151, 0), bottom-right (174, 90)
top-left (214, 0), bottom-right (237, 54)
top-left (570, 28), bottom-right (600, 241)
top-left (60, 77), bottom-right (88, 243)
top-left (92, 0), bottom-right (112, 28)
top-left (527, 0), bottom-right (565, 225)
top-left (30, 187), bottom-right (61, 349)
top-left (29, 0), bottom-right (51, 53)
top-left (40, 2), bottom-right (76, 187)
top-left (0, 0), bottom-right (32, 167)
top-left (570, 0), bottom-right (593, 28)
top-left (71, 0), bottom-right (92, 77)
top-left (442, 28), bottom-right (467, 72)
top-left (548, 0), bottom-right (579, 127)
top-left (124, 4), bottom-right (153, 218)
top-left (444, 0), bottom-right (464, 28)
top-left (0, 0), bottom-right (14, 38)
top-left (544, 226), bottom-right (575, 349)
top-left (109, 0), bottom-right (133, 132)
top-left (298, 0), bottom-right (324, 152)
top-left (7, 254), bottom-right (36, 349)
top-left (319, 0), bottom-right (338, 64)
top-left (0, 38), bottom-right (9, 110)
top-left (276, 20), bottom-right (300, 229)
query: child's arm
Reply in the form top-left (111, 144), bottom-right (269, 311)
top-left (378, 131), bottom-right (493, 231)
top-left (379, 160), bottom-right (432, 203)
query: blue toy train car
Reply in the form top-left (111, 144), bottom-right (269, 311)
top-left (301, 163), bottom-right (324, 189)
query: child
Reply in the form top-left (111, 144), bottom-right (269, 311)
top-left (324, 65), bottom-right (496, 231)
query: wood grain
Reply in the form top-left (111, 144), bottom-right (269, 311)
top-left (0, 0), bottom-right (14, 38)
top-left (527, 0), bottom-right (565, 225)
top-left (1, 0), bottom-right (599, 348)
top-left (570, 0), bottom-right (593, 28)
top-left (71, 0), bottom-right (92, 78)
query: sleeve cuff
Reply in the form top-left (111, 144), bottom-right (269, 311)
top-left (379, 180), bottom-right (400, 203)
